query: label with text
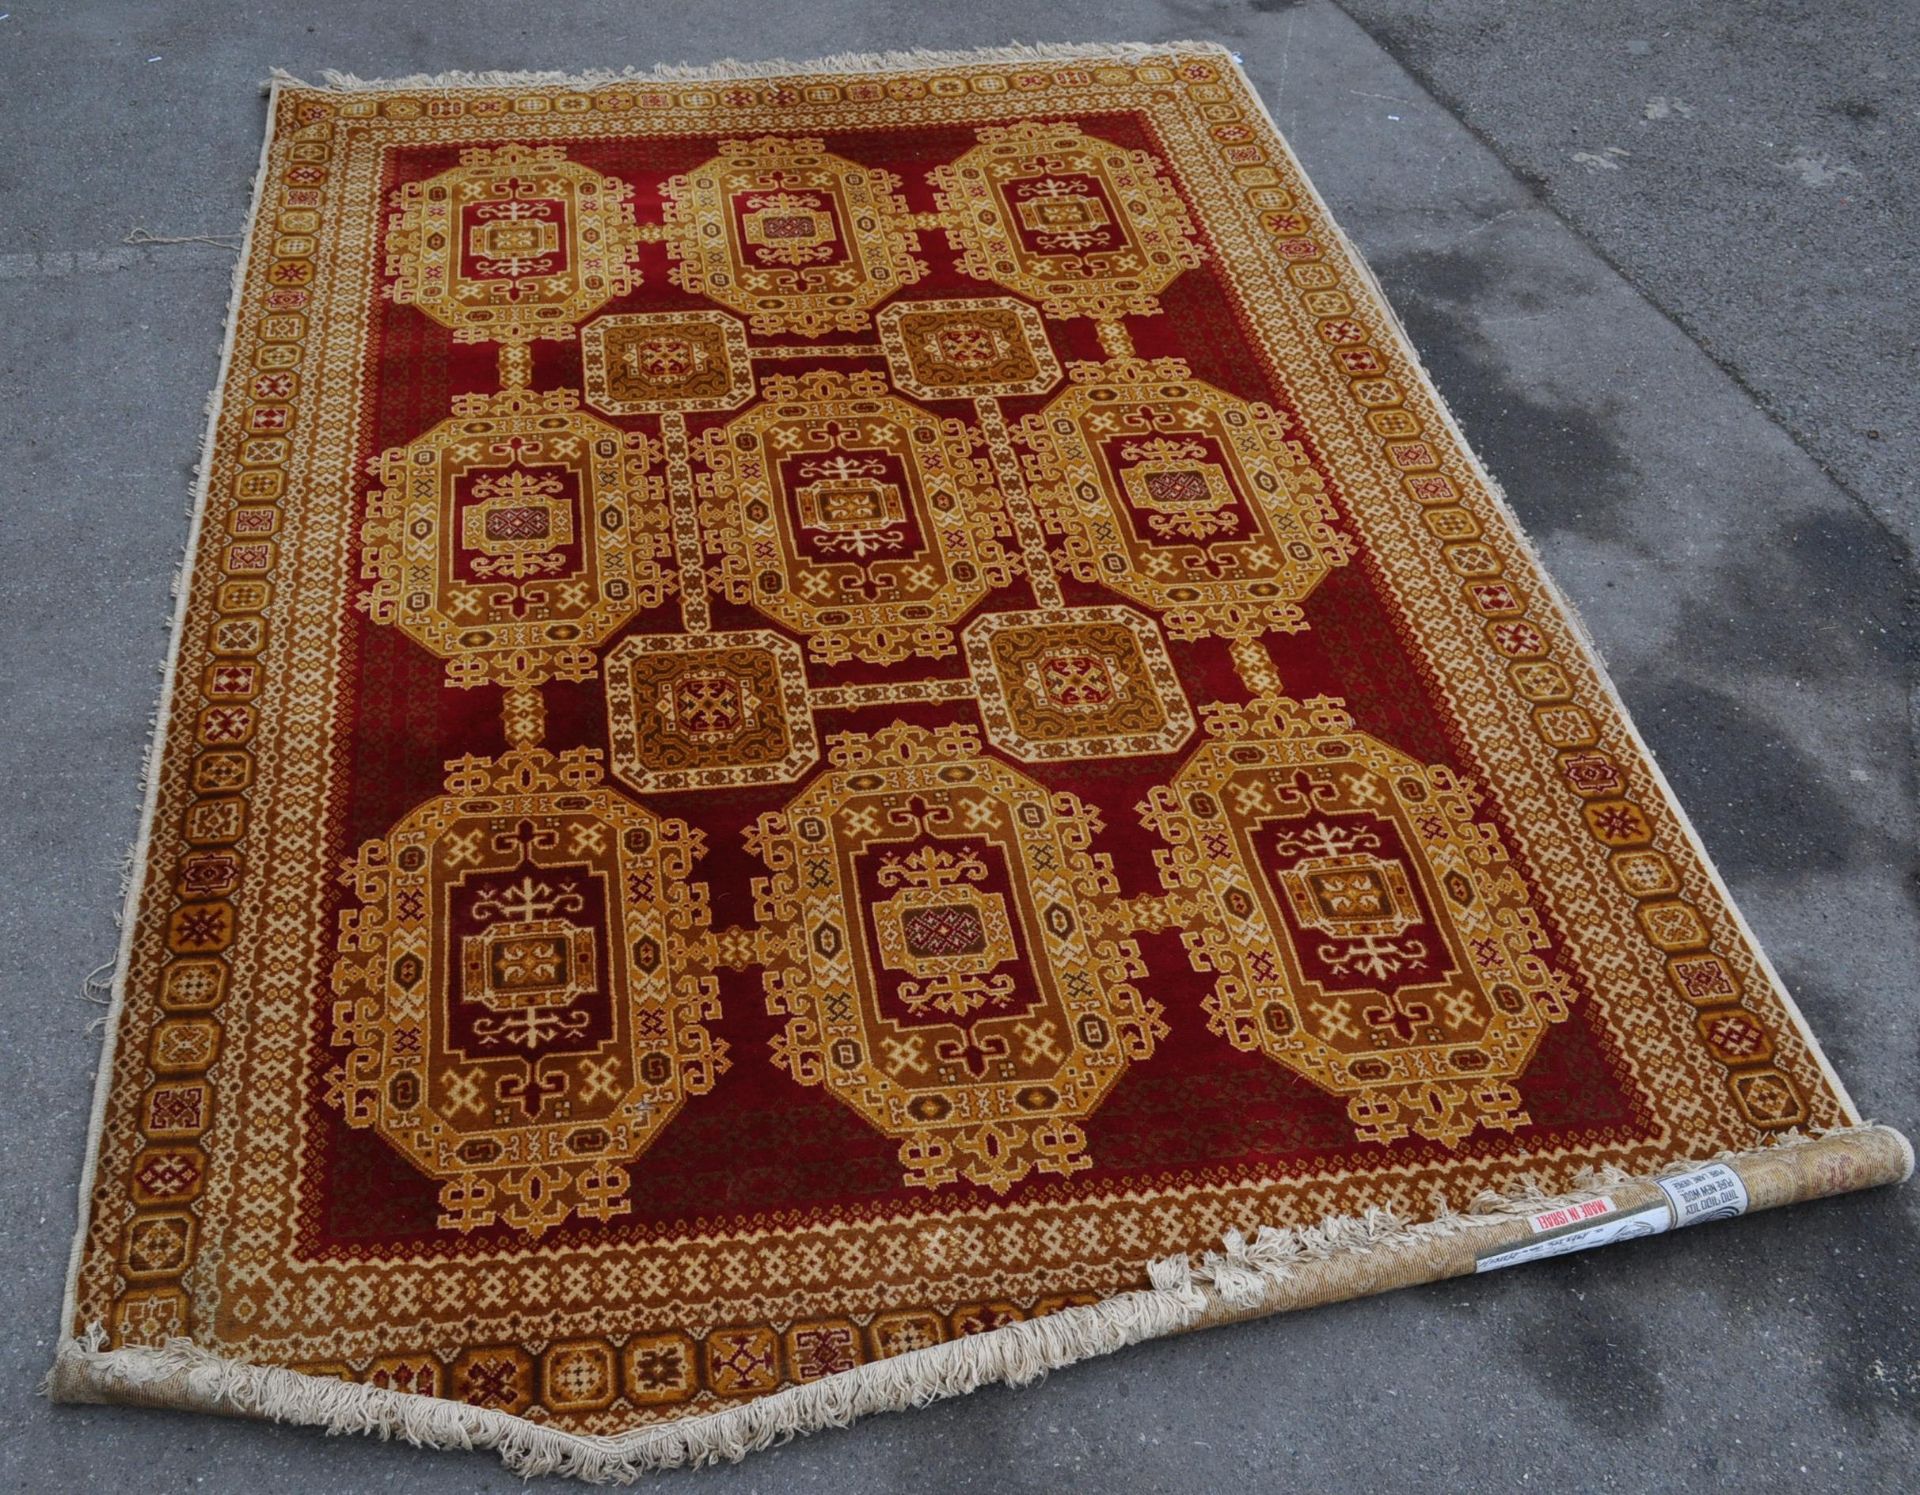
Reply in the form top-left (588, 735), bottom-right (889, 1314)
top-left (1473, 1165), bottom-right (1749, 1274)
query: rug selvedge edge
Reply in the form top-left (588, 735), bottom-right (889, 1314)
top-left (52, 65), bottom-right (296, 1416)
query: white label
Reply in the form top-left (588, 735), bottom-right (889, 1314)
top-left (1475, 1166), bottom-right (1750, 1274)
top-left (1474, 1200), bottom-right (1667, 1273)
top-left (1656, 1163), bottom-right (1750, 1227)
top-left (1524, 1196), bottom-right (1619, 1234)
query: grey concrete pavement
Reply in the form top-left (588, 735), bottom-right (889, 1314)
top-left (1, 3), bottom-right (1913, 1491)
top-left (1335, 0), bottom-right (1920, 552)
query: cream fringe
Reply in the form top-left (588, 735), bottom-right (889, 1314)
top-left (49, 1125), bottom-right (1912, 1482)
top-left (267, 40), bottom-right (1231, 94)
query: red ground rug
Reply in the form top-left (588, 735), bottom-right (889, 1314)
top-left (52, 42), bottom-right (1910, 1480)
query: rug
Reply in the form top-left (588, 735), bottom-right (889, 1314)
top-left (52, 42), bottom-right (1909, 1479)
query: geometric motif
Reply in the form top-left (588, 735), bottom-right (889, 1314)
top-left (931, 123), bottom-right (1205, 321)
top-left (1020, 359), bottom-right (1353, 638)
top-left (963, 604), bottom-right (1193, 762)
top-left (698, 370), bottom-right (1019, 665)
top-left (747, 723), bottom-right (1166, 1192)
top-left (385, 144), bottom-right (643, 345)
top-left (1728, 1068), bottom-right (1811, 1129)
top-left (327, 746), bottom-right (724, 1237)
top-left (121, 1213), bottom-right (195, 1279)
top-left (623, 1333), bottom-right (698, 1406)
top-left (579, 310), bottom-right (753, 416)
top-left (603, 629), bottom-right (818, 793)
top-left (453, 1348), bottom-right (535, 1415)
top-left (705, 1327), bottom-right (781, 1397)
top-left (1141, 692), bottom-right (1577, 1147)
top-left (876, 296), bottom-right (1061, 401)
top-left (542, 1341), bottom-right (619, 1413)
top-left (358, 386), bottom-right (672, 696)
top-left (786, 1321), bottom-right (861, 1383)
top-left (661, 137), bottom-right (928, 337)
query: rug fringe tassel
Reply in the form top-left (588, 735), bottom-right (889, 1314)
top-left (263, 40), bottom-right (1230, 94)
top-left (47, 1124), bottom-right (1910, 1482)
